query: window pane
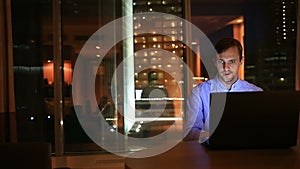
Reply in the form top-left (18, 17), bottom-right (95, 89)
top-left (61, 0), bottom-right (121, 152)
top-left (12, 0), bottom-right (53, 142)
top-left (12, 0), bottom-right (122, 154)
top-left (131, 0), bottom-right (185, 138)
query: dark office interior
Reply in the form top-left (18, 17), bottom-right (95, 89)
top-left (0, 0), bottom-right (299, 169)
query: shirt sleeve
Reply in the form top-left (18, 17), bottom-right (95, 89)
top-left (183, 85), bottom-right (205, 137)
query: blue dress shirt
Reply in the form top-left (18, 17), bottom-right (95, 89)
top-left (184, 77), bottom-right (263, 137)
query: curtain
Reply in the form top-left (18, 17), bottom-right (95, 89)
top-left (0, 0), bottom-right (17, 143)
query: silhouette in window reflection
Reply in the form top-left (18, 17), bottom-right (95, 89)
top-left (138, 71), bottom-right (174, 117)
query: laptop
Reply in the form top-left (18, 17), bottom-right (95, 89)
top-left (204, 91), bottom-right (300, 149)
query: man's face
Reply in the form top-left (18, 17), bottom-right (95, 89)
top-left (215, 46), bottom-right (243, 88)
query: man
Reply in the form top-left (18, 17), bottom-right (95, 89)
top-left (183, 37), bottom-right (263, 141)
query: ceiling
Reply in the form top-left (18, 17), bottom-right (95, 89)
top-left (190, 0), bottom-right (248, 35)
top-left (191, 15), bottom-right (242, 35)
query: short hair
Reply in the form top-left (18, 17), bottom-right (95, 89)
top-left (215, 38), bottom-right (243, 61)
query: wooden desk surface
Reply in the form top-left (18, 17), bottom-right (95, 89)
top-left (125, 141), bottom-right (300, 169)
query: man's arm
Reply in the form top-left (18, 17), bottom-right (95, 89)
top-left (183, 86), bottom-right (205, 141)
top-left (183, 128), bottom-right (201, 141)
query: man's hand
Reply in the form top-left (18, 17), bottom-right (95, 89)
top-left (199, 131), bottom-right (209, 143)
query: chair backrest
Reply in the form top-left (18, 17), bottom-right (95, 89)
top-left (0, 142), bottom-right (52, 169)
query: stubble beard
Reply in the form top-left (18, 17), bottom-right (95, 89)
top-left (220, 71), bottom-right (237, 85)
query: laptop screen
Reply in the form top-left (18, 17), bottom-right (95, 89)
top-left (206, 91), bottom-right (300, 149)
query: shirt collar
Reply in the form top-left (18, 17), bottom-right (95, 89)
top-left (215, 75), bottom-right (241, 91)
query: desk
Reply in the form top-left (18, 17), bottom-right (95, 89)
top-left (125, 141), bottom-right (300, 169)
